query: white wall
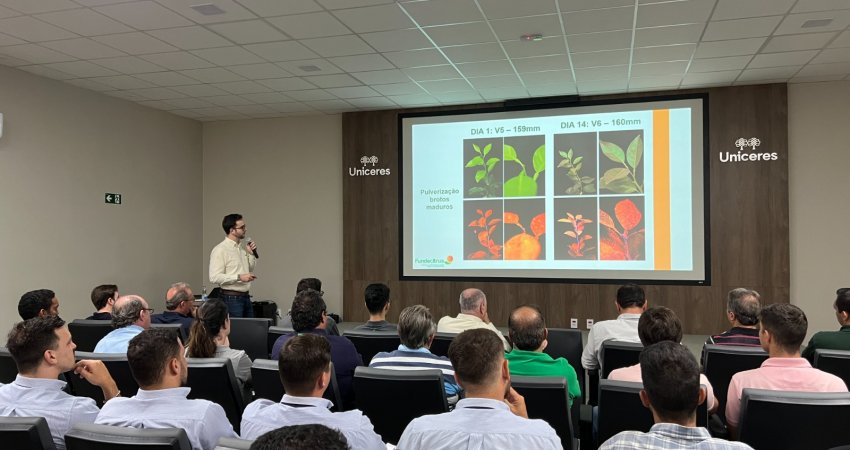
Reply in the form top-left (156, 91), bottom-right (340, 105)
top-left (0, 65), bottom-right (203, 336)
top-left (788, 81), bottom-right (850, 340)
top-left (202, 115), bottom-right (343, 315)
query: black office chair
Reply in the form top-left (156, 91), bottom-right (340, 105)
top-left (229, 318), bottom-right (271, 361)
top-left (543, 328), bottom-right (586, 431)
top-left (266, 326), bottom-right (293, 359)
top-left (701, 344), bottom-right (768, 423)
top-left (814, 349), bottom-right (850, 389)
top-left (215, 437), bottom-right (254, 450)
top-left (738, 389), bottom-right (850, 450)
top-left (0, 347), bottom-right (17, 383)
top-left (512, 376), bottom-right (577, 450)
top-left (65, 423), bottom-right (191, 450)
top-left (65, 352), bottom-right (139, 405)
top-left (0, 417), bottom-right (56, 450)
top-left (353, 367), bottom-right (448, 445)
top-left (251, 359), bottom-right (343, 411)
top-left (342, 330), bottom-right (400, 365)
top-left (68, 320), bottom-right (113, 353)
top-left (599, 341), bottom-right (643, 379)
top-left (428, 332), bottom-right (455, 357)
top-left (186, 358), bottom-right (245, 433)
top-left (150, 323), bottom-right (187, 343)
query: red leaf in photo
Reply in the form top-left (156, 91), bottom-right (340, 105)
top-left (468, 250), bottom-right (487, 259)
top-left (530, 213), bottom-right (546, 238)
top-left (504, 212), bottom-right (520, 225)
top-left (615, 199), bottom-right (642, 231)
top-left (600, 238), bottom-right (626, 260)
top-left (599, 209), bottom-right (617, 230)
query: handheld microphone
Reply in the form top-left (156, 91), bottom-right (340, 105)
top-left (246, 237), bottom-right (259, 258)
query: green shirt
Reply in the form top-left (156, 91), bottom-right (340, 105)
top-left (505, 348), bottom-right (582, 407)
top-left (802, 325), bottom-right (850, 362)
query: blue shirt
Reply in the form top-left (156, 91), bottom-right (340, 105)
top-left (96, 387), bottom-right (237, 450)
top-left (271, 328), bottom-right (362, 409)
top-left (369, 345), bottom-right (460, 396)
top-left (0, 375), bottom-right (100, 450)
top-left (151, 311), bottom-right (194, 337)
top-left (94, 324), bottom-right (144, 353)
top-left (241, 394), bottom-right (384, 449)
top-left (600, 423), bottom-right (754, 449)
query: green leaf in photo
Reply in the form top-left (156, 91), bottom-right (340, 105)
top-left (465, 155), bottom-right (484, 167)
top-left (600, 167), bottom-right (630, 187)
top-left (532, 144), bottom-right (546, 174)
top-left (472, 143), bottom-right (481, 154)
top-left (503, 144), bottom-right (518, 162)
top-left (567, 148), bottom-right (573, 160)
top-left (504, 172), bottom-right (537, 197)
top-left (626, 135), bottom-right (643, 170)
top-left (573, 156), bottom-right (583, 165)
top-left (475, 169), bottom-right (486, 183)
top-left (600, 140), bottom-right (626, 164)
top-left (559, 150), bottom-right (570, 159)
top-left (486, 157), bottom-right (500, 172)
top-left (483, 143), bottom-right (492, 157)
top-left (469, 186), bottom-right (486, 196)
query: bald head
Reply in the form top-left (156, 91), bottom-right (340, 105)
top-left (165, 282), bottom-right (193, 314)
top-left (727, 288), bottom-right (760, 327)
top-left (508, 305), bottom-right (547, 351)
top-left (112, 295), bottom-right (150, 329)
top-left (459, 288), bottom-right (486, 313)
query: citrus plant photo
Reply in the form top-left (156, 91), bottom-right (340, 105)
top-left (503, 211), bottom-right (545, 260)
top-left (599, 198), bottom-right (645, 261)
top-left (466, 208), bottom-right (502, 260)
top-left (599, 133), bottom-right (643, 194)
top-left (464, 141), bottom-right (502, 198)
top-left (503, 141), bottom-right (545, 197)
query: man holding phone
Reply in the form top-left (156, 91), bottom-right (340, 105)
top-left (209, 213), bottom-right (257, 318)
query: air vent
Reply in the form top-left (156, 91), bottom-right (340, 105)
top-left (801, 18), bottom-right (833, 28)
top-left (190, 3), bottom-right (226, 15)
top-left (298, 65), bottom-right (322, 72)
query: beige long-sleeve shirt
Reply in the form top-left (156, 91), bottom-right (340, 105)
top-left (209, 237), bottom-right (256, 292)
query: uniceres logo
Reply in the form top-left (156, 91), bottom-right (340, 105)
top-left (349, 155), bottom-right (391, 176)
top-left (719, 137), bottom-right (777, 163)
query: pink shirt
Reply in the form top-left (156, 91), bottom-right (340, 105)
top-left (608, 364), bottom-right (717, 411)
top-left (725, 357), bottom-right (848, 427)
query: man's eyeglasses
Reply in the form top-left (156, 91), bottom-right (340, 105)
top-left (142, 308), bottom-right (155, 314)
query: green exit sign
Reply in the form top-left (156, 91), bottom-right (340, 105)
top-left (105, 193), bottom-right (122, 205)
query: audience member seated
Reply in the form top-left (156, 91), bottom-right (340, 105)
top-left (241, 334), bottom-right (384, 449)
top-left (726, 303), bottom-right (848, 438)
top-left (271, 289), bottom-right (362, 409)
top-left (369, 305), bottom-right (460, 401)
top-left (802, 288), bottom-right (850, 362)
top-left (151, 282), bottom-right (196, 337)
top-left (352, 283), bottom-right (397, 332)
top-left (610, 306), bottom-right (718, 413)
top-left (582, 284), bottom-right (647, 371)
top-left (599, 341), bottom-right (753, 450)
top-left (0, 316), bottom-right (119, 450)
top-left (437, 288), bottom-right (510, 351)
top-left (706, 288), bottom-right (762, 348)
top-left (86, 284), bottom-right (118, 320)
top-left (397, 329), bottom-right (561, 449)
top-left (250, 424), bottom-right (350, 450)
top-left (278, 278), bottom-right (341, 336)
top-left (94, 295), bottom-right (151, 353)
top-left (95, 328), bottom-right (237, 450)
top-left (505, 305), bottom-right (581, 407)
top-left (186, 299), bottom-right (252, 393)
top-left (18, 289), bottom-right (60, 320)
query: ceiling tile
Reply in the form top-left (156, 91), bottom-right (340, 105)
top-left (303, 73), bottom-right (361, 87)
top-left (243, 41), bottom-right (319, 61)
top-left (228, 104), bottom-right (277, 115)
top-left (361, 29), bottom-right (434, 52)
top-left (203, 95), bottom-right (256, 106)
top-left (192, 46), bottom-right (265, 65)
top-left (17, 64), bottom-right (76, 80)
top-left (564, 6), bottom-right (634, 35)
top-left (432, 91), bottom-right (483, 103)
top-left (43, 60), bottom-right (119, 77)
top-left (256, 77), bottom-right (318, 90)
top-left (309, 99), bottom-right (353, 112)
top-left (748, 50), bottom-right (818, 68)
top-left (520, 69), bottom-right (574, 84)
top-left (790, 74), bottom-right (848, 83)
top-left (570, 49), bottom-right (629, 68)
top-left (138, 100), bottom-right (178, 111)
top-left (332, 4), bottom-right (412, 33)
top-left (88, 75), bottom-right (156, 89)
top-left (170, 84), bottom-right (230, 96)
top-left (371, 82), bottom-right (424, 95)
top-left (350, 69), bottom-right (410, 84)
top-left (0, 44), bottom-right (76, 64)
top-left (285, 89), bottom-right (337, 100)
top-left (418, 78), bottom-right (473, 93)
top-left (425, 22), bottom-right (495, 47)
top-left (155, 0), bottom-right (256, 24)
top-left (226, 63), bottom-right (292, 79)
top-left (388, 93), bottom-right (439, 106)
top-left (441, 43), bottom-right (506, 63)
top-left (93, 32), bottom-right (178, 55)
top-left (558, 0), bottom-right (633, 12)
top-left (133, 71), bottom-right (200, 86)
top-left (702, 16), bottom-right (783, 41)
top-left (91, 55), bottom-right (165, 74)
top-left (265, 102), bottom-right (316, 113)
top-left (479, 86), bottom-right (530, 101)
top-left (689, 55), bottom-right (753, 72)
top-left (328, 53), bottom-right (394, 72)
top-left (630, 60), bottom-right (688, 77)
top-left (467, 73), bottom-right (523, 88)
top-left (828, 30), bottom-right (850, 48)
top-left (682, 70), bottom-right (740, 84)
top-left (207, 20), bottom-right (289, 44)
top-left (105, 90), bottom-right (147, 101)
top-left (403, 65), bottom-right (461, 81)
top-left (737, 65), bottom-right (801, 81)
top-left (795, 62), bottom-right (850, 77)
top-left (512, 54), bottom-right (570, 73)
top-left (211, 80), bottom-right (273, 94)
top-left (141, 51), bottom-right (215, 70)
top-left (456, 60), bottom-right (515, 77)
top-left (694, 38), bottom-right (766, 58)
top-left (301, 35), bottom-right (374, 57)
top-left (316, 0), bottom-right (395, 10)
top-left (346, 96), bottom-right (397, 109)
top-left (277, 59), bottom-right (343, 75)
top-left (636, 0), bottom-right (715, 28)
top-left (0, 16), bottom-right (78, 41)
top-left (567, 30), bottom-right (632, 53)
top-left (633, 44), bottom-right (696, 63)
top-left (712, 0), bottom-right (794, 21)
top-left (578, 78), bottom-right (628, 93)
top-left (0, 54), bottom-right (29, 66)
top-left (267, 12), bottom-right (350, 39)
top-left (634, 24), bottom-right (704, 47)
top-left (324, 85), bottom-right (380, 98)
top-left (502, 36), bottom-right (565, 58)
top-left (240, 92), bottom-right (293, 103)
top-left (477, 0), bottom-right (557, 20)
top-left (42, 38), bottom-right (126, 59)
top-left (179, 67), bottom-right (245, 83)
top-left (0, 0), bottom-right (78, 14)
top-left (238, 0), bottom-right (322, 16)
top-left (490, 14), bottom-right (563, 42)
top-left (146, 26), bottom-right (234, 50)
top-left (35, 8), bottom-right (133, 36)
top-left (810, 48), bottom-right (850, 64)
top-left (0, 31), bottom-right (25, 46)
top-left (523, 83), bottom-right (575, 96)
top-left (762, 32), bottom-right (837, 52)
top-left (401, 0), bottom-right (482, 26)
top-left (0, 5), bottom-right (19, 19)
top-left (574, 65), bottom-right (627, 81)
top-left (163, 97), bottom-right (215, 109)
top-left (66, 78), bottom-right (118, 91)
top-left (94, 2), bottom-right (193, 30)
top-left (791, 0), bottom-right (850, 12)
top-left (382, 48), bottom-right (448, 68)
top-left (775, 10), bottom-right (850, 35)
top-left (628, 74), bottom-right (683, 90)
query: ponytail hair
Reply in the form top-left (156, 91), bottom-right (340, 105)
top-left (186, 299), bottom-right (228, 358)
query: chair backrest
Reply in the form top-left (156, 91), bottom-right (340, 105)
top-left (266, 326), bottom-right (293, 359)
top-left (353, 367), bottom-right (448, 445)
top-left (65, 423), bottom-right (191, 450)
top-left (0, 417), bottom-right (56, 450)
top-left (251, 359), bottom-right (343, 411)
top-left (214, 437), bottom-right (254, 450)
top-left (66, 352), bottom-right (139, 405)
top-left (512, 376), bottom-right (576, 450)
top-left (68, 320), bottom-right (114, 353)
top-left (814, 349), bottom-right (850, 389)
top-left (228, 318), bottom-right (271, 361)
top-left (599, 341), bottom-right (643, 379)
top-left (150, 323), bottom-right (187, 343)
top-left (428, 332), bottom-right (455, 357)
top-left (739, 389), bottom-right (850, 450)
top-left (543, 328), bottom-right (585, 402)
top-left (596, 379), bottom-right (708, 446)
top-left (341, 330), bottom-right (401, 365)
top-left (186, 358), bottom-right (245, 433)
top-left (701, 344), bottom-right (769, 423)
top-left (0, 347), bottom-right (18, 384)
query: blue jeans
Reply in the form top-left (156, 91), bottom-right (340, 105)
top-left (221, 293), bottom-right (253, 318)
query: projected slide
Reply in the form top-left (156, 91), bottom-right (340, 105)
top-left (401, 97), bottom-right (706, 283)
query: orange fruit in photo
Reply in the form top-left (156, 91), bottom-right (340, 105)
top-left (504, 233), bottom-right (541, 260)
top-left (446, 255), bottom-right (454, 263)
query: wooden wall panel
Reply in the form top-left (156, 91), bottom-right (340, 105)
top-left (342, 84), bottom-right (789, 335)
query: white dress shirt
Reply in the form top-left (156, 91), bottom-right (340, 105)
top-left (209, 237), bottom-right (256, 292)
top-left (93, 324), bottom-right (144, 353)
top-left (397, 397), bottom-right (562, 450)
top-left (241, 394), bottom-right (385, 450)
top-left (581, 313), bottom-right (642, 370)
top-left (436, 313), bottom-right (511, 351)
top-left (0, 375), bottom-right (100, 450)
top-left (96, 387), bottom-right (237, 450)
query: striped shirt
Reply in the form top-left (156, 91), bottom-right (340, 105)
top-left (600, 423), bottom-right (753, 449)
top-left (369, 345), bottom-right (460, 396)
top-left (705, 327), bottom-right (761, 347)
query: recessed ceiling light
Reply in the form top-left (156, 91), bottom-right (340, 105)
top-left (299, 65), bottom-right (322, 72)
top-left (801, 18), bottom-right (833, 28)
top-left (190, 3), bottom-right (226, 15)
top-left (520, 33), bottom-right (544, 42)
